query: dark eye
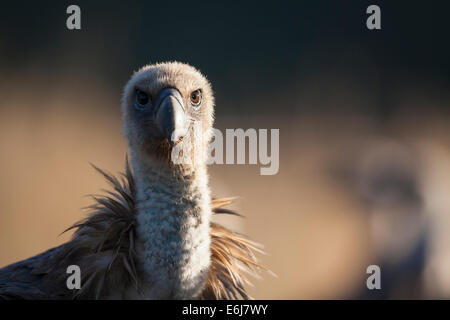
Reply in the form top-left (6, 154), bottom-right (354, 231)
top-left (189, 89), bottom-right (202, 106)
top-left (135, 90), bottom-right (150, 109)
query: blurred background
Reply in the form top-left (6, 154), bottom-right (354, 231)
top-left (1, 0), bottom-right (450, 299)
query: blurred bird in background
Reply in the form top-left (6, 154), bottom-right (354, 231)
top-left (0, 62), bottom-right (263, 300)
top-left (332, 139), bottom-right (429, 299)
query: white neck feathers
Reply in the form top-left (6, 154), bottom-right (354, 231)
top-left (131, 150), bottom-right (211, 299)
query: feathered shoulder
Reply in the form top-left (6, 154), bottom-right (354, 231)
top-left (4, 160), bottom-right (262, 300)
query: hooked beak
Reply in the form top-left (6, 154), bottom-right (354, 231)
top-left (154, 88), bottom-right (188, 146)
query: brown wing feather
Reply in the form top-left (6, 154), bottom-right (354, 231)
top-left (200, 201), bottom-right (265, 299)
top-left (0, 158), bottom-right (264, 299)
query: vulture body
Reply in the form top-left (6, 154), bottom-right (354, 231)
top-left (0, 62), bottom-right (262, 299)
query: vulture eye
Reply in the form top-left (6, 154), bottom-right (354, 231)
top-left (135, 90), bottom-right (150, 110)
top-left (189, 89), bottom-right (202, 107)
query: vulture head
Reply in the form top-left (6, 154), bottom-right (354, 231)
top-left (122, 62), bottom-right (215, 168)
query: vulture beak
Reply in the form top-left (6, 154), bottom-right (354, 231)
top-left (154, 88), bottom-right (188, 146)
